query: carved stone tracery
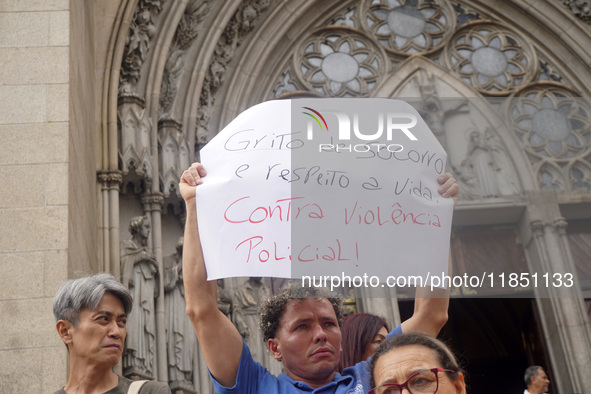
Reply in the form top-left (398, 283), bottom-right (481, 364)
top-left (508, 84), bottom-right (591, 191)
top-left (267, 0), bottom-right (587, 194)
top-left (362, 0), bottom-right (454, 56)
top-left (444, 21), bottom-right (536, 95)
top-left (298, 27), bottom-right (388, 97)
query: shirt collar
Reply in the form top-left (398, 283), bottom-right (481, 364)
top-left (278, 372), bottom-right (354, 391)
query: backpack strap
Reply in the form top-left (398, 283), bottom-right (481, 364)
top-left (127, 380), bottom-right (148, 394)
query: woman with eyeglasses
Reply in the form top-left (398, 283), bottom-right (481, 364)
top-left (369, 332), bottom-right (466, 394)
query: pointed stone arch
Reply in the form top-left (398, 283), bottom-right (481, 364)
top-left (568, 159), bottom-right (591, 192)
top-left (536, 160), bottom-right (568, 191)
top-left (94, 0), bottom-right (591, 391)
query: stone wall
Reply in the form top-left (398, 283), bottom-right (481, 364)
top-left (0, 0), bottom-right (70, 392)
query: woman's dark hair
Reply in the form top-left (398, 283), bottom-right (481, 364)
top-left (369, 332), bottom-right (463, 389)
top-left (338, 313), bottom-right (389, 372)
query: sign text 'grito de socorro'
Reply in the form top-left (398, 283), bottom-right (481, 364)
top-left (195, 98), bottom-right (453, 283)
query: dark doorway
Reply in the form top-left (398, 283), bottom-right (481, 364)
top-left (399, 297), bottom-right (551, 394)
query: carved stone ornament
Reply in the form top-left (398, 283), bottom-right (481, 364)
top-left (97, 169), bottom-right (123, 190)
top-left (197, 0), bottom-right (271, 145)
top-left (159, 0), bottom-right (212, 118)
top-left (217, 280), bottom-right (232, 318)
top-left (141, 191), bottom-right (165, 211)
top-left (530, 219), bottom-right (545, 238)
top-left (560, 0), bottom-right (591, 23)
top-left (119, 95), bottom-right (153, 184)
top-left (553, 217), bottom-right (569, 235)
top-left (120, 0), bottom-right (166, 94)
top-left (158, 119), bottom-right (190, 199)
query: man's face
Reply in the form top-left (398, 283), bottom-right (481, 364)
top-left (268, 298), bottom-right (341, 388)
top-left (66, 293), bottom-right (127, 368)
top-left (531, 368), bottom-right (550, 393)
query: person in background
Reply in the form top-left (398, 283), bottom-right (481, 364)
top-left (524, 365), bottom-right (550, 394)
top-left (369, 332), bottom-right (466, 394)
top-left (53, 273), bottom-right (170, 394)
top-left (338, 313), bottom-right (390, 372)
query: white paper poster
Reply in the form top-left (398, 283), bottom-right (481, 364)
top-left (196, 98), bottom-right (453, 283)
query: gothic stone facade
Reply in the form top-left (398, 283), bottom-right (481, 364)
top-left (1, 1), bottom-right (590, 393)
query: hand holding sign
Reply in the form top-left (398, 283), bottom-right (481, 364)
top-left (195, 98), bottom-right (456, 282)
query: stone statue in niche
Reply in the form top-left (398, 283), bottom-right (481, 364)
top-left (232, 277), bottom-right (282, 375)
top-left (416, 71), bottom-right (468, 151)
top-left (484, 128), bottom-right (520, 195)
top-left (163, 237), bottom-right (197, 393)
top-left (455, 128), bottom-right (519, 199)
top-left (120, 215), bottom-right (159, 380)
top-left (217, 279), bottom-right (233, 318)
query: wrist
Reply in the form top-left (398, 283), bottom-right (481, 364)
top-left (183, 197), bottom-right (197, 212)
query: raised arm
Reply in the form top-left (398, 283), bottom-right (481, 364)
top-left (400, 172), bottom-right (458, 337)
top-left (180, 162), bottom-right (243, 387)
top-left (400, 252), bottom-right (451, 336)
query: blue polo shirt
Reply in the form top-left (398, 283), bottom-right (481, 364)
top-left (210, 325), bottom-right (402, 393)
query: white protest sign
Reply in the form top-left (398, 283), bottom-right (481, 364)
top-left (196, 98), bottom-right (453, 283)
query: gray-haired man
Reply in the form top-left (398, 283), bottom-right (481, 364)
top-left (53, 273), bottom-right (170, 394)
top-left (524, 365), bottom-right (550, 394)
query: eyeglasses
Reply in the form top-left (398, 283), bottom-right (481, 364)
top-left (369, 368), bottom-right (457, 394)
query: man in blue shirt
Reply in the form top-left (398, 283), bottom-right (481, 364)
top-left (179, 162), bottom-right (458, 393)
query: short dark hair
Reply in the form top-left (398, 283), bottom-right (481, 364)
top-left (259, 284), bottom-right (343, 343)
top-left (53, 273), bottom-right (132, 326)
top-left (369, 332), bottom-right (462, 389)
top-left (339, 313), bottom-right (389, 372)
top-left (524, 365), bottom-right (543, 387)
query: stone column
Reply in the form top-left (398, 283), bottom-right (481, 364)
top-left (142, 190), bottom-right (168, 382)
top-left (354, 286), bottom-right (401, 329)
top-left (97, 169), bottom-right (123, 276)
top-left (519, 191), bottom-right (591, 394)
